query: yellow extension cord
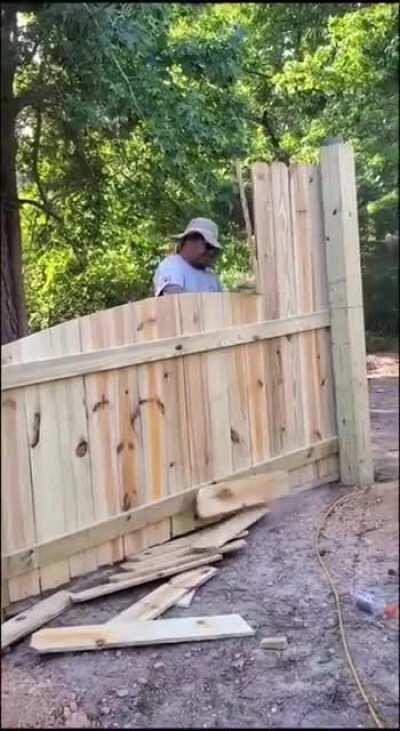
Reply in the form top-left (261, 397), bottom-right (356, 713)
top-left (315, 488), bottom-right (387, 729)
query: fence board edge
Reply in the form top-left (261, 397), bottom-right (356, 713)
top-left (2, 311), bottom-right (330, 391)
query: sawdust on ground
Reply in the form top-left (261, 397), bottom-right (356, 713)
top-left (1, 354), bottom-right (399, 730)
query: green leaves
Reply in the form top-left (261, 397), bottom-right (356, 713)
top-left (15, 2), bottom-right (398, 338)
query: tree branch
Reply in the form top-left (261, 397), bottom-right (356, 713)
top-left (14, 84), bottom-right (58, 114)
top-left (16, 197), bottom-right (62, 223)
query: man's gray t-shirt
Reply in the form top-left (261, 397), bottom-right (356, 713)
top-left (153, 254), bottom-right (222, 296)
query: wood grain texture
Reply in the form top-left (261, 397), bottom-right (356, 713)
top-left (70, 554), bottom-right (223, 602)
top-left (31, 614), bottom-right (255, 653)
top-left (107, 567), bottom-right (218, 623)
top-left (2, 312), bottom-right (330, 391)
top-left (196, 471), bottom-right (289, 519)
top-left (320, 142), bottom-right (373, 485)
top-left (3, 437), bottom-right (338, 582)
top-left (2, 590), bottom-right (71, 650)
top-left (1, 339), bottom-right (40, 602)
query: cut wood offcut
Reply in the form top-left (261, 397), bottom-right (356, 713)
top-left (196, 470), bottom-right (289, 519)
top-left (31, 614), bottom-right (255, 653)
top-left (1, 590), bottom-right (71, 650)
top-left (107, 567), bottom-right (218, 624)
top-left (114, 539), bottom-right (246, 580)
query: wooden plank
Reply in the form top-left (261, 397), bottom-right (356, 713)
top-left (1, 341), bottom-right (40, 601)
top-left (1, 590), bottom-right (71, 650)
top-left (31, 614), bottom-right (255, 653)
top-left (226, 295), bottom-right (262, 470)
top-left (70, 555), bottom-right (224, 603)
top-left (201, 293), bottom-right (234, 482)
top-left (290, 164), bottom-right (320, 486)
top-left (320, 141), bottom-right (373, 485)
top-left (218, 539), bottom-right (247, 555)
top-left (2, 312), bottom-right (331, 391)
top-left (110, 550), bottom-right (219, 581)
top-left (80, 308), bottom-right (129, 566)
top-left (107, 567), bottom-right (218, 624)
top-left (115, 539), bottom-right (245, 580)
top-left (192, 506), bottom-right (268, 550)
top-left (196, 470), bottom-right (289, 519)
top-left (133, 295), bottom-right (189, 548)
top-left (241, 296), bottom-right (272, 464)
top-left (2, 437), bottom-right (338, 581)
top-left (19, 325), bottom-right (87, 591)
top-left (175, 590), bottom-right (196, 608)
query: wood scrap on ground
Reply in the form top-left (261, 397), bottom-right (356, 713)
top-left (191, 505), bottom-right (269, 550)
top-left (260, 636), bottom-right (288, 650)
top-left (114, 539), bottom-right (246, 580)
top-left (70, 554), bottom-right (223, 603)
top-left (107, 567), bottom-right (218, 624)
top-left (175, 590), bottom-right (196, 608)
top-left (196, 470), bottom-right (289, 519)
top-left (31, 614), bottom-right (255, 653)
top-left (1, 590), bottom-right (71, 650)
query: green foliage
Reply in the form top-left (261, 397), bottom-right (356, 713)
top-left (15, 2), bottom-right (398, 337)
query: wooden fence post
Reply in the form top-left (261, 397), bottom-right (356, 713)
top-left (320, 140), bottom-right (373, 486)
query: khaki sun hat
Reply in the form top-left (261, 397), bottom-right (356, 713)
top-left (173, 217), bottom-right (222, 249)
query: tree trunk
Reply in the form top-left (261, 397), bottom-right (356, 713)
top-left (1, 5), bottom-right (27, 344)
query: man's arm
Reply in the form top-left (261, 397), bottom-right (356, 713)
top-left (161, 284), bottom-right (185, 295)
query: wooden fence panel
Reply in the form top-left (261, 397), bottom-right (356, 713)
top-left (1, 156), bottom-right (348, 607)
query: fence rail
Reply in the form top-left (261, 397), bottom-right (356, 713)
top-left (2, 311), bottom-right (330, 391)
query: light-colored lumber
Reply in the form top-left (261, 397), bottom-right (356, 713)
top-left (3, 437), bottom-right (338, 582)
top-left (111, 551), bottom-right (218, 581)
top-left (320, 141), bottom-right (373, 485)
top-left (31, 614), bottom-right (255, 653)
top-left (2, 312), bottom-right (330, 392)
top-left (175, 590), bottom-right (196, 608)
top-left (20, 323), bottom-right (93, 591)
top-left (241, 296), bottom-right (271, 463)
top-left (217, 538), bottom-right (247, 555)
top-left (223, 295), bottom-right (253, 473)
top-left (115, 539), bottom-right (246, 579)
top-left (196, 470), bottom-right (289, 519)
top-left (201, 293), bottom-right (234, 482)
top-left (70, 554), bottom-right (223, 603)
top-left (120, 546), bottom-right (205, 570)
top-left (260, 636), bottom-right (288, 650)
top-left (109, 552), bottom-right (222, 583)
top-left (192, 506), bottom-right (268, 551)
top-left (290, 163), bottom-right (320, 486)
top-left (107, 567), bottom-right (218, 623)
top-left (1, 349), bottom-right (40, 602)
top-left (1, 590), bottom-right (71, 650)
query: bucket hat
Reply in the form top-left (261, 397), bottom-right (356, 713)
top-left (173, 217), bottom-right (221, 249)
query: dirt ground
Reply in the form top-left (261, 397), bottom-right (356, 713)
top-left (2, 354), bottom-right (399, 730)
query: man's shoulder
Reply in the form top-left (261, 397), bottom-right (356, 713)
top-left (156, 254), bottom-right (185, 271)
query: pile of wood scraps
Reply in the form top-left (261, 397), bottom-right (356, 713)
top-left (2, 470), bottom-right (290, 655)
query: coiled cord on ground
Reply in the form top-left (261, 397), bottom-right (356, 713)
top-left (315, 488), bottom-right (387, 729)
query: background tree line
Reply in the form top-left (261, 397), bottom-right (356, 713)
top-left (1, 2), bottom-right (398, 345)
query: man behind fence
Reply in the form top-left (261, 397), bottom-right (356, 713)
top-left (153, 217), bottom-right (223, 296)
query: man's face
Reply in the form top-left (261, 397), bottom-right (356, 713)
top-left (180, 233), bottom-right (220, 269)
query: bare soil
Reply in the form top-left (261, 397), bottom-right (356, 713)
top-left (2, 354), bottom-right (399, 730)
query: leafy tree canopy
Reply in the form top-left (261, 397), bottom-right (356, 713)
top-left (9, 2), bottom-right (397, 335)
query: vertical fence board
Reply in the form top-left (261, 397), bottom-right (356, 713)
top-left (320, 141), bottom-right (373, 485)
top-left (222, 294), bottom-right (253, 472)
top-left (80, 309), bottom-right (129, 566)
top-left (200, 293), bottom-right (233, 481)
top-left (1, 341), bottom-right (40, 601)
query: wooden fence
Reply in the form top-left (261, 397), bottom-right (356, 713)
top-left (1, 141), bottom-right (372, 607)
